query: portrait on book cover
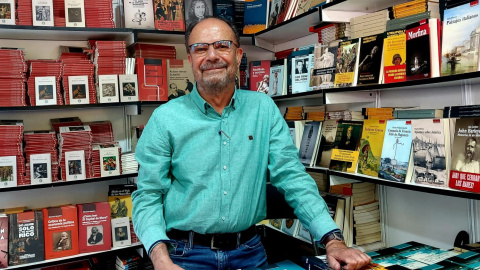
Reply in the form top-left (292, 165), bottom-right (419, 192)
top-left (103, 156), bottom-right (117, 171)
top-left (68, 160), bottom-right (82, 175)
top-left (72, 84), bottom-right (86, 99)
top-left (53, 231), bottom-right (72, 252)
top-left (0, 4), bottom-right (11, 19)
top-left (122, 82), bottom-right (137, 96)
top-left (101, 83), bottom-right (116, 97)
top-left (35, 6), bottom-right (51, 21)
top-left (452, 118), bottom-right (480, 174)
top-left (67, 8), bottom-right (82, 22)
top-left (38, 85), bottom-right (53, 100)
top-left (33, 163), bottom-right (48, 179)
top-left (114, 226), bottom-right (128, 241)
top-left (111, 197), bottom-right (128, 219)
top-left (0, 166), bottom-right (13, 182)
top-left (87, 225), bottom-right (104, 246)
top-left (185, 0), bottom-right (212, 28)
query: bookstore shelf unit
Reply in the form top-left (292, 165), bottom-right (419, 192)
top-left (5, 243), bottom-right (143, 270)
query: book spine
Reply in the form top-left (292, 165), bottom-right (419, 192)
top-left (394, 110), bottom-right (437, 118)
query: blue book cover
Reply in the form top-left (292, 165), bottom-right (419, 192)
top-left (243, 0), bottom-right (268, 34)
top-left (378, 120), bottom-right (412, 182)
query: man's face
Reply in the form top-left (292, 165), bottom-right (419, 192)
top-left (296, 61), bottom-right (303, 70)
top-left (91, 228), bottom-right (98, 235)
top-left (394, 57), bottom-right (401, 65)
top-left (170, 84), bottom-right (177, 91)
top-left (466, 140), bottom-right (476, 161)
top-left (61, 232), bottom-right (68, 239)
top-left (187, 18), bottom-right (243, 91)
top-left (274, 72), bottom-right (277, 78)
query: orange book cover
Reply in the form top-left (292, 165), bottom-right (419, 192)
top-left (43, 205), bottom-right (79, 259)
top-left (77, 202), bottom-right (112, 254)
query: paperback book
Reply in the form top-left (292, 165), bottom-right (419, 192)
top-left (99, 145), bottom-right (120, 177)
top-left (249, 60), bottom-right (271, 93)
top-left (184, 0), bottom-right (213, 29)
top-left (357, 34), bottom-right (384, 85)
top-left (357, 120), bottom-right (387, 177)
top-left (68, 75), bottom-right (90, 105)
top-left (124, 0), bottom-right (155, 29)
top-left (291, 53), bottom-right (314, 94)
top-left (35, 76), bottom-right (57, 106)
top-left (0, 156), bottom-right (16, 188)
top-left (78, 202), bottom-right (112, 253)
top-left (119, 74), bottom-right (139, 102)
top-left (311, 44), bottom-right (337, 89)
top-left (167, 59), bottom-right (194, 100)
top-left (0, 0), bottom-right (15, 25)
top-left (154, 0), bottom-right (185, 31)
top-left (30, 153), bottom-right (52, 185)
top-left (334, 38), bottom-right (360, 87)
top-left (268, 59), bottom-right (286, 97)
top-left (111, 217), bottom-right (131, 247)
top-left (0, 214), bottom-right (6, 268)
top-left (43, 205), bottom-right (79, 259)
top-left (98, 75), bottom-right (119, 103)
top-left (8, 211), bottom-right (45, 266)
top-left (383, 29), bottom-right (407, 83)
top-left (315, 119), bottom-right (339, 168)
top-left (64, 0), bottom-right (85, 27)
top-left (299, 121), bottom-right (322, 166)
top-left (136, 58), bottom-right (168, 101)
top-left (33, 0), bottom-right (54, 26)
top-left (329, 121), bottom-right (364, 173)
top-left (64, 150), bottom-right (86, 181)
top-left (242, 0), bottom-right (268, 34)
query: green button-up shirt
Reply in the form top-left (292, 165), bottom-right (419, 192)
top-left (132, 86), bottom-right (338, 254)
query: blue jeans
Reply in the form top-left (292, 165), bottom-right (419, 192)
top-left (169, 234), bottom-right (268, 270)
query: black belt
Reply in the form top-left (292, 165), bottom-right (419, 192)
top-left (167, 225), bottom-right (258, 250)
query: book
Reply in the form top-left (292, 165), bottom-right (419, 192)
top-left (77, 202), bottom-right (112, 253)
top-left (64, 0), bottom-right (85, 27)
top-left (233, 0), bottom-right (245, 33)
top-left (394, 109), bottom-right (443, 119)
top-left (383, 29), bottom-right (407, 83)
top-left (43, 205), bottom-right (79, 259)
top-left (329, 121), bottom-right (364, 173)
top-left (99, 145), bottom-right (120, 177)
top-left (98, 75), bottom-right (119, 103)
top-left (167, 59), bottom-right (194, 100)
top-left (68, 75), bottom-right (90, 105)
top-left (441, 1), bottom-right (480, 76)
top-left (111, 217), bottom-right (131, 247)
top-left (124, 0), bottom-right (155, 29)
top-left (269, 219), bottom-right (282, 230)
top-left (154, 0), bottom-right (185, 31)
top-left (357, 34), bottom-right (384, 85)
top-left (449, 117), bottom-right (480, 192)
top-left (249, 60), bottom-right (271, 93)
top-left (33, 0), bottom-right (54, 26)
top-left (0, 156), bottom-right (16, 188)
top-left (357, 120), bottom-right (387, 177)
top-left (35, 76), bottom-right (57, 106)
top-left (243, 0), bottom-right (269, 34)
top-left (299, 121), bottom-right (322, 166)
top-left (8, 211), bottom-right (45, 266)
top-left (315, 119), bottom-right (339, 168)
top-left (281, 219), bottom-right (300, 237)
top-left (411, 119), bottom-right (450, 187)
top-left (292, 52), bottom-right (314, 93)
top-left (184, 0), bottom-right (213, 29)
top-left (268, 0), bottom-right (282, 28)
top-left (268, 59), bottom-right (286, 97)
top-left (0, 214), bottom-right (7, 269)
top-left (322, 193), bottom-right (346, 231)
top-left (405, 18), bottom-right (441, 80)
top-left (296, 222), bottom-right (311, 242)
top-left (378, 120), bottom-right (413, 182)
top-left (30, 153), bottom-right (52, 185)
top-left (119, 74), bottom-right (139, 102)
top-left (334, 38), bottom-right (360, 87)
top-left (108, 184), bottom-right (136, 220)
top-left (136, 58), bottom-right (168, 101)
top-left (213, 0), bottom-right (235, 24)
top-left (0, 0), bottom-right (15, 25)
top-left (64, 150), bottom-right (86, 181)
top-left (311, 43), bottom-right (337, 89)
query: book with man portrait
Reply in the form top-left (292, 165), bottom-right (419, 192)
top-left (167, 59), bottom-right (194, 100)
top-left (311, 43), bottom-right (337, 90)
top-left (43, 205), bottom-right (79, 259)
top-left (78, 202), bottom-right (112, 253)
top-left (329, 120), bottom-right (364, 173)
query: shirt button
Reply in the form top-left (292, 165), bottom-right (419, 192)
top-left (223, 141), bottom-right (227, 146)
top-left (224, 191), bottom-right (228, 195)
top-left (223, 165), bottom-right (227, 170)
top-left (222, 216), bottom-right (226, 221)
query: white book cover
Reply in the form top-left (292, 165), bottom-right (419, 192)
top-left (268, 60), bottom-right (286, 97)
top-left (111, 217), bottom-right (131, 247)
top-left (296, 222), bottom-right (311, 242)
top-left (0, 0), bottom-right (15, 25)
top-left (98, 75), bottom-right (119, 103)
top-left (35, 76), bottom-right (57, 106)
top-left (119, 74), bottom-right (139, 102)
top-left (65, 150), bottom-right (86, 181)
top-left (64, 0), bottom-right (85, 27)
top-left (123, 0), bottom-right (155, 29)
top-left (99, 147), bottom-right (120, 177)
top-left (292, 54), bottom-right (313, 94)
top-left (0, 156), bottom-right (16, 188)
top-left (30, 153), bottom-right (52, 185)
top-left (68, 75), bottom-right (90, 105)
top-left (32, 0), bottom-right (54, 26)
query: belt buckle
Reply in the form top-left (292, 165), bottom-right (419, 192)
top-left (210, 235), bottom-right (219, 250)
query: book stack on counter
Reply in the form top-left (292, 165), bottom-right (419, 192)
top-left (16, 0), bottom-right (32, 25)
top-left (131, 43), bottom-right (177, 60)
top-left (58, 125), bottom-right (93, 181)
top-left (50, 116), bottom-right (83, 133)
top-left (84, 0), bottom-right (114, 28)
top-left (24, 131), bottom-right (59, 185)
top-left (59, 52), bottom-right (96, 105)
top-left (26, 60), bottom-right (64, 106)
top-left (390, 0), bottom-right (440, 20)
top-left (53, 0), bottom-right (66, 26)
top-left (285, 106), bottom-right (304, 121)
top-left (91, 141), bottom-right (122, 178)
top-left (327, 110), bottom-right (363, 121)
top-left (0, 49), bottom-right (27, 107)
top-left (84, 120), bottom-right (114, 143)
top-left (351, 183), bottom-right (381, 247)
top-left (0, 120), bottom-right (25, 188)
top-left (350, 10), bottom-right (389, 39)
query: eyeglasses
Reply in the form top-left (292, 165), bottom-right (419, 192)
top-left (188, 40), bottom-right (238, 56)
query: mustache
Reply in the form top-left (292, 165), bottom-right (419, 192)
top-left (200, 62), bottom-right (228, 71)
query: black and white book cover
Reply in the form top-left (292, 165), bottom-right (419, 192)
top-left (119, 74), bottom-right (139, 102)
top-left (111, 217), bottom-right (131, 247)
top-left (68, 75), bottom-right (90, 105)
top-left (64, 0), bottom-right (85, 27)
top-left (0, 156), bottom-right (16, 188)
top-left (35, 76), bottom-right (57, 106)
top-left (311, 44), bottom-right (337, 89)
top-left (65, 150), bottom-right (86, 181)
top-left (357, 34), bottom-right (384, 85)
top-left (100, 146), bottom-right (120, 177)
top-left (98, 75), bottom-right (119, 103)
top-left (299, 121), bottom-right (321, 166)
top-left (32, 0), bottom-right (54, 26)
top-left (291, 53), bottom-right (314, 94)
top-left (124, 0), bottom-right (155, 29)
top-left (184, 0), bottom-right (213, 29)
top-left (0, 0), bottom-right (15, 25)
top-left (30, 153), bottom-right (52, 185)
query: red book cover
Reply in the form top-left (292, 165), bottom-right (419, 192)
top-left (8, 211), bottom-right (45, 266)
top-left (136, 58), bottom-right (168, 101)
top-left (77, 202), bottom-right (111, 254)
top-left (43, 206), bottom-right (79, 260)
top-left (0, 215), bottom-right (7, 268)
top-left (248, 60), bottom-right (270, 92)
top-left (154, 0), bottom-right (185, 31)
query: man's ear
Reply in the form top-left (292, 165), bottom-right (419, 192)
top-left (236, 47), bottom-right (244, 69)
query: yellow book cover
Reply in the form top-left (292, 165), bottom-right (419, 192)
top-left (357, 120), bottom-right (387, 177)
top-left (393, 0), bottom-right (426, 10)
top-left (108, 184), bottom-right (136, 221)
top-left (383, 30), bottom-right (406, 83)
top-left (329, 121), bottom-right (364, 173)
top-left (334, 39), bottom-right (359, 87)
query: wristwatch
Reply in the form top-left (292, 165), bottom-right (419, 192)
top-left (320, 231), bottom-right (345, 248)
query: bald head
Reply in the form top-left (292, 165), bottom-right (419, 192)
top-left (185, 16), bottom-right (240, 53)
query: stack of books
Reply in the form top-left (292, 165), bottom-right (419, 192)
top-left (350, 10), bottom-right (389, 39)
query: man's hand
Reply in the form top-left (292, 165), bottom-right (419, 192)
top-left (325, 240), bottom-right (371, 270)
top-left (150, 243), bottom-right (184, 270)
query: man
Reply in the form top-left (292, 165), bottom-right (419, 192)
top-left (295, 59), bottom-right (307, 74)
top-left (168, 83), bottom-right (186, 100)
top-left (132, 16), bottom-right (371, 270)
top-left (392, 53), bottom-right (402, 66)
top-left (55, 232), bottom-right (71, 251)
top-left (455, 137), bottom-right (480, 173)
top-left (88, 226), bottom-right (103, 245)
top-left (185, 78), bottom-right (194, 93)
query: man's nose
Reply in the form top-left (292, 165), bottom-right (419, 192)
top-left (205, 45), bottom-right (220, 60)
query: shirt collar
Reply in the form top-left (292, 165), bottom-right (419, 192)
top-left (190, 83), bottom-right (238, 114)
